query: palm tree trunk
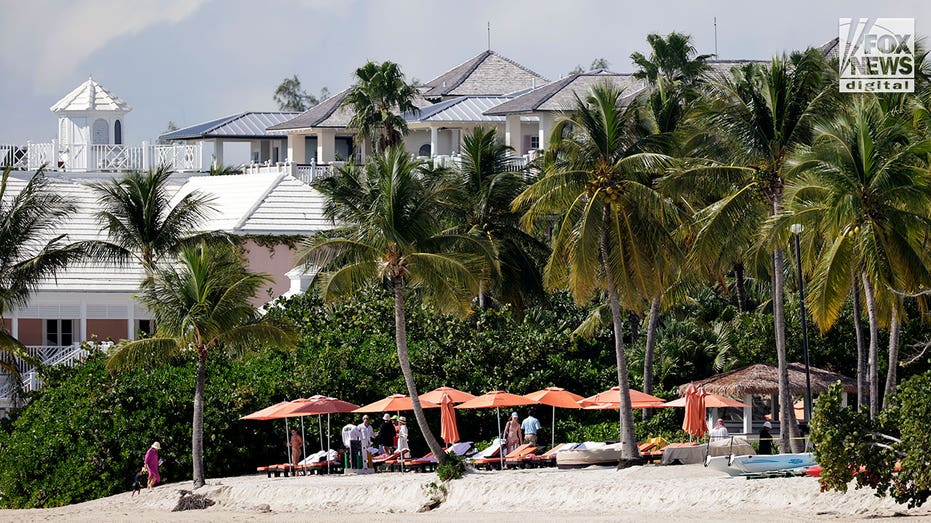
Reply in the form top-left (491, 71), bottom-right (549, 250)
top-left (393, 278), bottom-right (446, 463)
top-left (861, 273), bottom-right (879, 418)
top-left (851, 279), bottom-right (867, 407)
top-left (734, 262), bottom-right (748, 313)
top-left (642, 295), bottom-right (661, 421)
top-left (771, 196), bottom-right (802, 453)
top-left (883, 306), bottom-right (900, 409)
top-left (192, 353), bottom-right (207, 488)
top-left (601, 209), bottom-right (640, 462)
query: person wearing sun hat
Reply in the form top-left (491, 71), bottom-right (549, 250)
top-left (503, 412), bottom-right (523, 454)
top-left (758, 421), bottom-right (774, 455)
top-left (377, 413), bottom-right (397, 455)
top-left (144, 442), bottom-right (161, 489)
top-left (397, 416), bottom-right (410, 458)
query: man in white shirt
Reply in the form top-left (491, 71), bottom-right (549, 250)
top-left (709, 418), bottom-right (729, 441)
top-left (521, 412), bottom-right (542, 446)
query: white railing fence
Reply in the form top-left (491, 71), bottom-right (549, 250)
top-left (0, 343), bottom-right (98, 400)
top-left (241, 160), bottom-right (338, 185)
top-left (0, 141), bottom-right (202, 172)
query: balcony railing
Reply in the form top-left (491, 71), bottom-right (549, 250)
top-left (241, 160), bottom-right (339, 185)
top-left (0, 343), bottom-right (104, 401)
top-left (0, 141), bottom-right (202, 173)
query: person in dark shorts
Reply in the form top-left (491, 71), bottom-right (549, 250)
top-left (132, 466), bottom-right (147, 496)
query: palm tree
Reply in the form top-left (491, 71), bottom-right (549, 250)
top-left (106, 242), bottom-right (295, 488)
top-left (673, 49), bottom-right (832, 451)
top-left (631, 32), bottom-right (712, 87)
top-left (91, 166), bottom-right (215, 277)
top-left (299, 147), bottom-right (479, 464)
top-left (454, 127), bottom-right (547, 314)
top-left (778, 94), bottom-right (931, 417)
top-left (343, 61), bottom-right (419, 154)
top-left (0, 167), bottom-right (86, 384)
top-left (514, 83), bottom-right (677, 461)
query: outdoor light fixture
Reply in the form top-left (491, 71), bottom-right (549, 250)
top-left (790, 223), bottom-right (813, 422)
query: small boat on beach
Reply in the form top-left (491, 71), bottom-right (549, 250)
top-left (556, 442), bottom-right (622, 469)
top-left (707, 453), bottom-right (817, 475)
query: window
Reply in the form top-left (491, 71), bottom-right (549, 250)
top-left (530, 136), bottom-right (540, 150)
top-left (137, 319), bottom-right (153, 338)
top-left (45, 319), bottom-right (74, 346)
top-left (114, 120), bottom-right (122, 144)
top-left (418, 144), bottom-right (432, 156)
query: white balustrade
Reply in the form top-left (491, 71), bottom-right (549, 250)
top-left (0, 142), bottom-right (203, 173)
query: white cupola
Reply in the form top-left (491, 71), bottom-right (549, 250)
top-left (51, 77), bottom-right (131, 147)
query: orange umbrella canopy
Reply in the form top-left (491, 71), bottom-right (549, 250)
top-left (353, 394), bottom-right (439, 413)
top-left (578, 387), bottom-right (665, 409)
top-left (662, 393), bottom-right (749, 409)
top-left (682, 384), bottom-right (708, 437)
top-left (280, 395), bottom-right (360, 417)
top-left (440, 394), bottom-right (460, 444)
top-left (240, 401), bottom-right (292, 421)
top-left (421, 387), bottom-right (476, 404)
top-left (456, 390), bottom-right (538, 410)
top-left (523, 387), bottom-right (584, 409)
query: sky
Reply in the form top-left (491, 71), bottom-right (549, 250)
top-left (1, 0), bottom-right (930, 143)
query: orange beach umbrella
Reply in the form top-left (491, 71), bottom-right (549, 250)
top-left (578, 387), bottom-right (666, 409)
top-left (421, 386), bottom-right (476, 404)
top-left (523, 386), bottom-right (584, 448)
top-left (240, 401), bottom-right (292, 421)
top-left (457, 390), bottom-right (538, 469)
top-left (353, 394), bottom-right (439, 413)
top-left (682, 384), bottom-right (708, 439)
top-left (440, 393), bottom-right (460, 445)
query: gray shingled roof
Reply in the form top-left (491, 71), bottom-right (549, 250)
top-left (267, 88), bottom-right (354, 131)
top-left (484, 71), bottom-right (646, 116)
top-left (406, 96), bottom-right (537, 123)
top-left (159, 111), bottom-right (299, 141)
top-left (422, 51), bottom-right (548, 99)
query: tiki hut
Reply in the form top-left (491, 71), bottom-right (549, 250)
top-left (678, 363), bottom-right (857, 433)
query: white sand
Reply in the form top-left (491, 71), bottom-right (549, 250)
top-left (0, 464), bottom-right (928, 522)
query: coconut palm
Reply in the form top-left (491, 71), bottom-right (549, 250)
top-left (671, 49), bottom-right (832, 451)
top-left (299, 147), bottom-right (479, 464)
top-left (453, 127), bottom-right (547, 314)
top-left (343, 61), bottom-right (419, 154)
top-left (91, 166), bottom-right (215, 277)
top-left (106, 242), bottom-right (295, 488)
top-left (631, 32), bottom-right (712, 86)
top-left (777, 94), bottom-right (931, 417)
top-left (0, 167), bottom-right (86, 383)
top-left (514, 83), bottom-right (677, 461)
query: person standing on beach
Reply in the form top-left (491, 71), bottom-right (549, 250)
top-left (521, 412), bottom-right (542, 447)
top-left (290, 429), bottom-right (303, 467)
top-left (758, 421), bottom-right (774, 455)
top-left (377, 413), bottom-right (396, 454)
top-left (144, 442), bottom-right (161, 489)
top-left (397, 417), bottom-right (410, 458)
top-left (503, 412), bottom-right (523, 453)
top-left (709, 419), bottom-right (729, 442)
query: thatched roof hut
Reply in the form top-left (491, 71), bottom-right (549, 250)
top-left (678, 363), bottom-right (857, 397)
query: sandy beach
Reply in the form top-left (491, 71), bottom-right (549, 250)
top-left (0, 464), bottom-right (928, 522)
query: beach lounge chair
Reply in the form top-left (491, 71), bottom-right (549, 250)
top-left (473, 443), bottom-right (535, 471)
top-left (504, 444), bottom-right (541, 469)
top-left (525, 443), bottom-right (578, 468)
top-left (256, 463), bottom-right (295, 478)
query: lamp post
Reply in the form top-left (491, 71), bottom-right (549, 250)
top-left (790, 223), bottom-right (813, 421)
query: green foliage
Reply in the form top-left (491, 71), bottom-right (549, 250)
top-left (436, 451), bottom-right (465, 481)
top-left (812, 374), bottom-right (931, 508)
top-left (0, 352), bottom-right (295, 508)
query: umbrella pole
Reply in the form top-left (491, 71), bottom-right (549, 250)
top-left (318, 415), bottom-right (324, 451)
top-left (551, 405), bottom-right (556, 449)
top-left (327, 413), bottom-right (331, 475)
top-left (285, 418), bottom-right (290, 466)
top-left (301, 416), bottom-right (307, 467)
top-left (498, 407), bottom-right (503, 470)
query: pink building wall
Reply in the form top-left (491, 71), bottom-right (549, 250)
top-left (242, 240), bottom-right (297, 304)
top-left (17, 319), bottom-right (42, 346)
top-left (87, 319), bottom-right (128, 342)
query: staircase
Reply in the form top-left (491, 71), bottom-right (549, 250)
top-left (0, 343), bottom-right (100, 412)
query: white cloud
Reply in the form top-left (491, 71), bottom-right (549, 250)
top-left (0, 0), bottom-right (207, 90)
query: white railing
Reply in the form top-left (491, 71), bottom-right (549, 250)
top-left (0, 343), bottom-right (94, 398)
top-left (241, 161), bottom-right (338, 185)
top-left (0, 141), bottom-right (203, 173)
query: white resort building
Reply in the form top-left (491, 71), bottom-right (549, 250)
top-left (1, 44), bottom-right (833, 412)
